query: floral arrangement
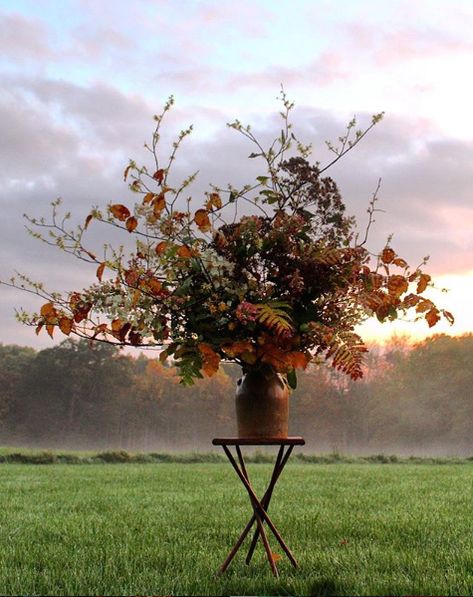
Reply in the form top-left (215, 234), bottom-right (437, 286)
top-left (8, 92), bottom-right (453, 387)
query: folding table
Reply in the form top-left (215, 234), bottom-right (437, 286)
top-left (212, 436), bottom-right (305, 577)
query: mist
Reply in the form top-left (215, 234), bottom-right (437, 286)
top-left (1, 334), bottom-right (473, 457)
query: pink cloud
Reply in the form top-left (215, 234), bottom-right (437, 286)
top-left (0, 11), bottom-right (53, 61)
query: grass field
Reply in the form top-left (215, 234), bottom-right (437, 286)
top-left (1, 462), bottom-right (473, 596)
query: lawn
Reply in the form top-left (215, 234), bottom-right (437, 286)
top-left (1, 462), bottom-right (473, 595)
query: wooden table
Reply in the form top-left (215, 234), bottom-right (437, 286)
top-left (212, 436), bottom-right (305, 577)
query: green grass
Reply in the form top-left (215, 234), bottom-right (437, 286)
top-left (1, 463), bottom-right (473, 595)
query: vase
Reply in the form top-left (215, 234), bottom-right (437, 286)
top-left (235, 368), bottom-right (290, 438)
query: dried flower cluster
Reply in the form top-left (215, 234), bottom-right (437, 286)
top-left (6, 92), bottom-right (453, 387)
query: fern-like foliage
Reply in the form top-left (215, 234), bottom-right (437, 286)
top-left (255, 302), bottom-right (293, 336)
top-left (326, 331), bottom-right (368, 380)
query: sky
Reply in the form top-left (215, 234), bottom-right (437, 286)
top-left (1, 0), bottom-right (473, 349)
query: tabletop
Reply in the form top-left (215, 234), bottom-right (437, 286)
top-left (212, 436), bottom-right (305, 446)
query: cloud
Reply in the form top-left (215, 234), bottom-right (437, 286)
top-left (0, 10), bottom-right (53, 62)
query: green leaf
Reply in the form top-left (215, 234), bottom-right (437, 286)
top-left (248, 152), bottom-right (261, 158)
top-left (287, 369), bottom-right (297, 390)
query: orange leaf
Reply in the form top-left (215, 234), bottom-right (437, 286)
top-left (46, 324), bottom-right (54, 339)
top-left (443, 310), bottom-right (455, 325)
top-left (221, 341), bottom-right (255, 357)
top-left (241, 350), bottom-right (258, 365)
top-left (71, 301), bottom-right (91, 324)
top-left (286, 351), bottom-right (310, 370)
top-left (155, 241), bottom-right (168, 255)
top-left (126, 216), bottom-right (138, 233)
top-left (387, 275), bottom-right (408, 298)
top-left (416, 273), bottom-right (431, 294)
top-left (416, 299), bottom-right (434, 313)
top-left (123, 164), bottom-right (132, 181)
top-left (194, 209), bottom-right (211, 232)
top-left (93, 323), bottom-right (108, 338)
top-left (110, 204), bottom-right (130, 221)
top-left (426, 308), bottom-right (440, 328)
top-left (177, 245), bottom-right (192, 258)
top-left (393, 257), bottom-right (408, 268)
top-left (159, 350), bottom-right (168, 363)
top-left (132, 289), bottom-right (141, 307)
top-left (381, 247), bottom-right (395, 264)
top-left (206, 192), bottom-right (222, 210)
top-left (143, 192), bottom-right (155, 204)
top-left (198, 343), bottom-right (221, 377)
top-left (271, 552), bottom-right (282, 563)
top-left (258, 344), bottom-right (290, 372)
top-left (153, 169), bottom-right (165, 184)
top-left (147, 278), bottom-right (162, 295)
top-left (96, 262), bottom-right (105, 282)
top-left (40, 303), bottom-right (57, 319)
top-left (125, 269), bottom-right (140, 287)
top-left (111, 319), bottom-right (124, 332)
top-left (84, 214), bottom-right (93, 230)
top-left (58, 317), bottom-right (73, 336)
top-left (153, 193), bottom-right (166, 217)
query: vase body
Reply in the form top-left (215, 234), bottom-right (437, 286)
top-left (235, 368), bottom-right (289, 438)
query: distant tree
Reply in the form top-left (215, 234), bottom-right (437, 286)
top-left (0, 344), bottom-right (35, 427)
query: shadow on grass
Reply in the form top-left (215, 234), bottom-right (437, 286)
top-left (309, 577), bottom-right (343, 596)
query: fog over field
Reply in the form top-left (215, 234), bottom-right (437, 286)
top-left (2, 335), bottom-right (472, 457)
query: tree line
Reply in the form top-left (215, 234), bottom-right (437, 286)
top-left (1, 334), bottom-right (472, 455)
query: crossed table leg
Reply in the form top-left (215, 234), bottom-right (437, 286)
top-left (212, 438), bottom-right (304, 577)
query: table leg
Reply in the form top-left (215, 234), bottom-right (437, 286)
top-left (246, 445), bottom-right (296, 566)
top-left (235, 446), bottom-right (279, 576)
top-left (217, 445), bottom-right (278, 576)
top-left (223, 445), bottom-right (299, 569)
